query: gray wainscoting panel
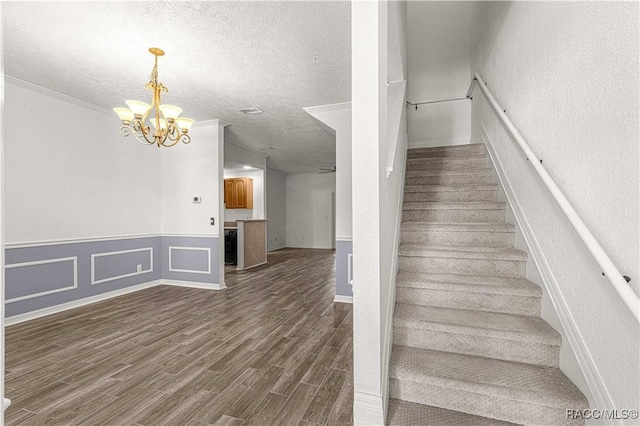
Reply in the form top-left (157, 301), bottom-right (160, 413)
top-left (336, 239), bottom-right (353, 297)
top-left (92, 247), bottom-right (153, 285)
top-left (5, 257), bottom-right (77, 302)
top-left (5, 237), bottom-right (161, 318)
top-left (161, 236), bottom-right (219, 284)
top-left (169, 247), bottom-right (210, 274)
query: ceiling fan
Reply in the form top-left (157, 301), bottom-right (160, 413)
top-left (319, 165), bottom-right (336, 174)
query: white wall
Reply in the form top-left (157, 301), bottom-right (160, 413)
top-left (304, 103), bottom-right (352, 240)
top-left (223, 169), bottom-right (265, 221)
top-left (285, 172), bottom-right (335, 249)
top-left (352, 1), bottom-right (408, 423)
top-left (160, 122), bottom-right (223, 238)
top-left (0, 28), bottom-right (6, 421)
top-left (406, 2), bottom-right (475, 148)
top-left (266, 168), bottom-right (286, 251)
top-left (4, 79), bottom-right (161, 244)
top-left (471, 2), bottom-right (639, 418)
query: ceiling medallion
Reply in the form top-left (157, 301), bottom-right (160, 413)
top-left (113, 47), bottom-right (194, 147)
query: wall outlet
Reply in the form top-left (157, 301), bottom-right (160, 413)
top-left (137, 264), bottom-right (142, 272)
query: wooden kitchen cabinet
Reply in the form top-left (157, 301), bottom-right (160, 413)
top-left (224, 177), bottom-right (253, 209)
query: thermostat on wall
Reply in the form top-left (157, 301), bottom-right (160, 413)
top-left (193, 196), bottom-right (202, 203)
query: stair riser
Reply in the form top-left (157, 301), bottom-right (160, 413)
top-left (399, 256), bottom-right (526, 278)
top-left (389, 379), bottom-right (584, 426)
top-left (393, 326), bottom-right (559, 367)
top-left (403, 209), bottom-right (505, 223)
top-left (395, 287), bottom-right (540, 316)
top-left (406, 175), bottom-right (494, 185)
top-left (406, 160), bottom-right (488, 172)
top-left (400, 230), bottom-right (514, 247)
top-left (407, 147), bottom-right (487, 160)
top-left (404, 191), bottom-right (498, 202)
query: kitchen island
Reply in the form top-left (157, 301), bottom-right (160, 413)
top-left (227, 219), bottom-right (268, 270)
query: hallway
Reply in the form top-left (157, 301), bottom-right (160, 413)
top-left (4, 249), bottom-right (353, 425)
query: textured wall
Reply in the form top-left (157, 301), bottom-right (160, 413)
top-left (303, 103), bottom-right (352, 302)
top-left (406, 1), bottom-right (475, 147)
top-left (352, 1), bottom-right (408, 422)
top-left (471, 1), bottom-right (639, 415)
top-left (285, 173), bottom-right (336, 249)
top-left (160, 123), bottom-right (223, 238)
top-left (266, 168), bottom-right (286, 251)
top-left (4, 80), bottom-right (161, 243)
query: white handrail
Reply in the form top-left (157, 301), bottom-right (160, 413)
top-left (406, 97), bottom-right (469, 108)
top-left (468, 72), bottom-right (640, 324)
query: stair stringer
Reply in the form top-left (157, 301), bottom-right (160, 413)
top-left (480, 128), bottom-right (606, 425)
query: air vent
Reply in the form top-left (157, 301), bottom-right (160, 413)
top-left (239, 107), bottom-right (263, 114)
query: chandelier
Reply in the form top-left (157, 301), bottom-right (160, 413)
top-left (113, 47), bottom-right (194, 147)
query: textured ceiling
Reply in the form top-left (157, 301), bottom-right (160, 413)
top-left (2, 1), bottom-right (351, 173)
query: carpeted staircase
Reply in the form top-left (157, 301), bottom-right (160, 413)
top-left (387, 144), bottom-right (588, 425)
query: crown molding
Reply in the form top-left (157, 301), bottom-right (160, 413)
top-left (5, 75), bottom-right (113, 116)
top-left (193, 119), bottom-right (231, 128)
top-left (303, 101), bottom-right (351, 114)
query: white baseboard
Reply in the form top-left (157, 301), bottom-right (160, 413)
top-left (3, 398), bottom-right (11, 411)
top-left (161, 280), bottom-right (225, 290)
top-left (5, 280), bottom-right (162, 326)
top-left (267, 247), bottom-right (287, 253)
top-left (408, 139), bottom-right (470, 149)
top-left (333, 295), bottom-right (353, 304)
top-left (354, 391), bottom-right (385, 425)
top-left (5, 278), bottom-right (227, 326)
top-left (482, 125), bottom-right (615, 424)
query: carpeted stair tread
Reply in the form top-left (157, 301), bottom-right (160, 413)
top-left (404, 183), bottom-right (498, 193)
top-left (390, 346), bottom-right (587, 409)
top-left (406, 159), bottom-right (489, 172)
top-left (406, 169), bottom-right (493, 178)
top-left (394, 303), bottom-right (560, 346)
top-left (387, 398), bottom-right (518, 426)
top-left (407, 143), bottom-right (486, 157)
top-left (401, 222), bottom-right (514, 233)
top-left (409, 143), bottom-right (485, 151)
top-left (407, 156), bottom-right (486, 165)
top-left (399, 244), bottom-right (527, 261)
top-left (396, 271), bottom-right (542, 297)
top-left (404, 201), bottom-right (505, 210)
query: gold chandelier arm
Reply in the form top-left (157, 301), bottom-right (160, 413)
top-left (131, 119), bottom-right (156, 145)
top-left (165, 123), bottom-right (181, 141)
top-left (160, 132), bottom-right (190, 147)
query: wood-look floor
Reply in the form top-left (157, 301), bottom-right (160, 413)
top-left (5, 248), bottom-right (353, 426)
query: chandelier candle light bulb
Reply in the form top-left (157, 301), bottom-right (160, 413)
top-left (113, 47), bottom-right (194, 147)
